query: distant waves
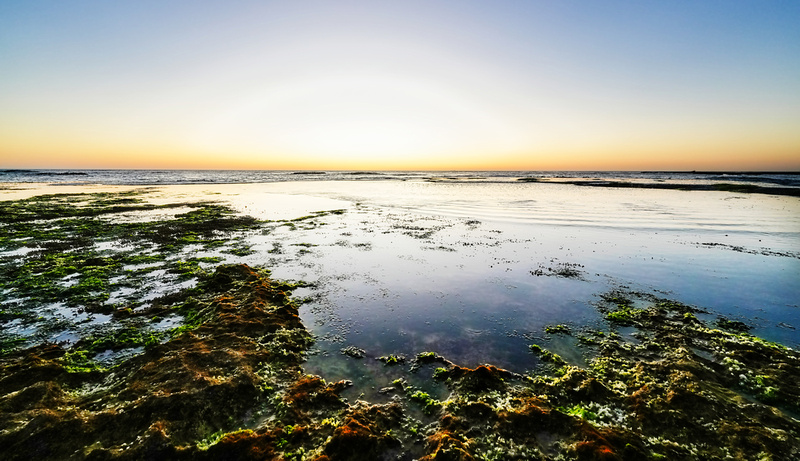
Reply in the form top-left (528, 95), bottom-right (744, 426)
top-left (0, 169), bottom-right (798, 189)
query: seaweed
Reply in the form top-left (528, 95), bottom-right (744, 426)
top-left (2, 191), bottom-right (799, 460)
top-left (0, 191), bottom-right (264, 356)
top-left (377, 354), bottom-right (406, 366)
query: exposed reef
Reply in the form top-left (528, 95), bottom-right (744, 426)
top-left (0, 265), bottom-right (315, 459)
top-left (0, 191), bottom-right (262, 356)
top-left (1, 190), bottom-right (799, 460)
top-left (418, 293), bottom-right (800, 460)
top-left (516, 177), bottom-right (800, 197)
top-left (2, 267), bottom-right (798, 460)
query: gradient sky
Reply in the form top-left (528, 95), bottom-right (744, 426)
top-left (1, 1), bottom-right (799, 171)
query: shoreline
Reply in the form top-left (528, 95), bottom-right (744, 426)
top-left (1, 185), bottom-right (799, 459)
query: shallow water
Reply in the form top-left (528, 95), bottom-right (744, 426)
top-left (3, 179), bottom-right (799, 399)
top-left (156, 180), bottom-right (797, 398)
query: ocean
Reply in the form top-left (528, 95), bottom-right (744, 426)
top-left (2, 168), bottom-right (800, 188)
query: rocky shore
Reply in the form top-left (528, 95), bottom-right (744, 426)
top-left (1, 263), bottom-right (798, 460)
top-left (1, 189), bottom-right (798, 460)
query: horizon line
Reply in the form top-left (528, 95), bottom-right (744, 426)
top-left (2, 167), bottom-right (799, 174)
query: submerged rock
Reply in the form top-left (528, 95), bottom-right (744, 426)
top-left (442, 364), bottom-right (516, 394)
top-left (420, 294), bottom-right (800, 460)
top-left (1, 268), bottom-right (799, 460)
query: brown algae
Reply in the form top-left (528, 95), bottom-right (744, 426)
top-left (3, 272), bottom-right (799, 459)
top-left (1, 191), bottom-right (799, 460)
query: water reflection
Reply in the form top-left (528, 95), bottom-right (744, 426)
top-left (218, 181), bottom-right (800, 394)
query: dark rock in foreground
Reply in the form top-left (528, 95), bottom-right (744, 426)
top-left (2, 265), bottom-right (799, 460)
top-left (0, 265), bottom-right (315, 460)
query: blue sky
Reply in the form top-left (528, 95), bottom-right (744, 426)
top-left (2, 1), bottom-right (798, 169)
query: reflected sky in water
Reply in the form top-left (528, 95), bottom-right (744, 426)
top-left (3, 178), bottom-right (797, 399)
top-left (195, 180), bottom-right (800, 392)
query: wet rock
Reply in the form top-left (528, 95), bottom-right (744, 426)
top-left (414, 292), bottom-right (800, 460)
top-left (421, 430), bottom-right (475, 461)
top-left (715, 317), bottom-right (751, 333)
top-left (377, 354), bottom-right (406, 366)
top-left (340, 346), bottom-right (366, 359)
top-left (322, 402), bottom-right (405, 461)
top-left (2, 269), bottom-right (800, 460)
top-left (200, 429), bottom-right (280, 460)
top-left (0, 345), bottom-right (68, 394)
top-left (284, 375), bottom-right (351, 421)
top-left (444, 365), bottom-right (515, 394)
top-left (0, 265), bottom-right (313, 460)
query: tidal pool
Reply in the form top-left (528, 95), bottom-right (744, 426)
top-left (2, 179), bottom-right (800, 459)
top-left (173, 180), bottom-right (800, 398)
top-left (2, 180), bottom-right (798, 396)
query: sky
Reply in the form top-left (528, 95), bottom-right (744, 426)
top-left (1, 1), bottom-right (799, 171)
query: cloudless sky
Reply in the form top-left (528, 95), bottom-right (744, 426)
top-left (1, 0), bottom-right (798, 170)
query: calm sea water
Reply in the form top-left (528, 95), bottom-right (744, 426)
top-left (2, 170), bottom-right (799, 398)
top-left (2, 168), bottom-right (800, 188)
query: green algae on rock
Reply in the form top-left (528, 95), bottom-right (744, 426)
top-left (2, 191), bottom-right (800, 460)
top-left (0, 265), bottom-right (314, 460)
top-left (414, 298), bottom-right (800, 460)
top-left (2, 270), bottom-right (800, 460)
top-left (0, 191), bottom-right (262, 355)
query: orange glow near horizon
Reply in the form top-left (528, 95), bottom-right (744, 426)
top-left (3, 139), bottom-right (799, 172)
